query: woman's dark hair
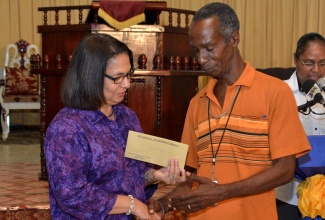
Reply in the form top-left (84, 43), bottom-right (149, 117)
top-left (192, 2), bottom-right (240, 44)
top-left (61, 33), bottom-right (133, 110)
top-left (294, 32), bottom-right (325, 60)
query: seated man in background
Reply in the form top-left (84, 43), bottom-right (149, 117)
top-left (276, 32), bottom-right (325, 220)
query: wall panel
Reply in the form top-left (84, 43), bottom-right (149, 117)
top-left (0, 0), bottom-right (325, 73)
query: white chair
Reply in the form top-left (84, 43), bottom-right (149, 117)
top-left (0, 39), bottom-right (40, 140)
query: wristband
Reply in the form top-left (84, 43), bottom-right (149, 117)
top-left (126, 195), bottom-right (134, 215)
top-left (156, 200), bottom-right (165, 215)
top-left (145, 170), bottom-right (152, 184)
top-left (145, 169), bottom-right (159, 185)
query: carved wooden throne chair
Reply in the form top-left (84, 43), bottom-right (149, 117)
top-left (0, 39), bottom-right (40, 140)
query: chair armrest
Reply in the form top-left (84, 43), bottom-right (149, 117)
top-left (0, 84), bottom-right (5, 103)
top-left (0, 79), bottom-right (5, 97)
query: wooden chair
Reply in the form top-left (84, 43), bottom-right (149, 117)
top-left (0, 39), bottom-right (40, 140)
top-left (256, 67), bottom-right (295, 80)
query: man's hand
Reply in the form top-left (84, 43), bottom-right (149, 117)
top-left (169, 155), bottom-right (296, 213)
top-left (147, 198), bottom-right (163, 215)
top-left (169, 173), bottom-right (221, 213)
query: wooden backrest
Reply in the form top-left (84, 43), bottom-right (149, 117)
top-left (2, 39), bottom-right (39, 81)
top-left (5, 39), bottom-right (39, 69)
top-left (2, 39), bottom-right (40, 95)
top-left (256, 67), bottom-right (295, 80)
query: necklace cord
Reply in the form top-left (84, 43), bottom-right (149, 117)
top-left (208, 86), bottom-right (242, 165)
top-left (108, 107), bottom-right (114, 118)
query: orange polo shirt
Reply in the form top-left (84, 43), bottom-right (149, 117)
top-left (182, 62), bottom-right (311, 220)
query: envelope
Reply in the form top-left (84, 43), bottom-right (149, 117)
top-left (125, 130), bottom-right (189, 168)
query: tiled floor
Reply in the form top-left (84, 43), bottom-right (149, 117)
top-left (0, 129), bottom-right (50, 212)
top-left (0, 163), bottom-right (49, 211)
top-left (0, 129), bottom-right (176, 216)
top-left (0, 144), bottom-right (40, 164)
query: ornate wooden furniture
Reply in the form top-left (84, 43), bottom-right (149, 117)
top-left (31, 1), bottom-right (207, 181)
top-left (0, 39), bottom-right (40, 140)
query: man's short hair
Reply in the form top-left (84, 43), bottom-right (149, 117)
top-left (193, 2), bottom-right (240, 43)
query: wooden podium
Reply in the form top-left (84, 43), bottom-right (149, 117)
top-left (32, 2), bottom-right (206, 180)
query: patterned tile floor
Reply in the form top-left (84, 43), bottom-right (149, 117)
top-left (0, 127), bottom-right (50, 212)
top-left (0, 129), bottom-right (176, 216)
top-left (0, 164), bottom-right (50, 211)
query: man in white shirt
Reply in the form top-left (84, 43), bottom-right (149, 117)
top-left (276, 32), bottom-right (325, 220)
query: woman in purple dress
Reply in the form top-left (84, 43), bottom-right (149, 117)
top-left (44, 34), bottom-right (186, 220)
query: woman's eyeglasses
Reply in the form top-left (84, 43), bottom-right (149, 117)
top-left (299, 59), bottom-right (325, 70)
top-left (104, 69), bottom-right (134, 84)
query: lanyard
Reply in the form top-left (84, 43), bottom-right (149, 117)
top-left (207, 86), bottom-right (241, 183)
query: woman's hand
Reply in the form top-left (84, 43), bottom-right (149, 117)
top-left (153, 159), bottom-right (187, 184)
top-left (109, 195), bottom-right (161, 219)
top-left (133, 198), bottom-right (161, 220)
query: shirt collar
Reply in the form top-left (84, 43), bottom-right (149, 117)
top-left (286, 71), bottom-right (300, 93)
top-left (201, 62), bottom-right (254, 99)
top-left (78, 107), bottom-right (119, 124)
top-left (298, 77), bottom-right (303, 92)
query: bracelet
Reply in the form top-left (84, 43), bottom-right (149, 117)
top-left (156, 200), bottom-right (165, 216)
top-left (145, 170), bottom-right (152, 184)
top-left (126, 195), bottom-right (134, 215)
top-left (145, 169), bottom-right (159, 185)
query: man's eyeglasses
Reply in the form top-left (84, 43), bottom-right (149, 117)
top-left (298, 59), bottom-right (325, 70)
top-left (104, 69), bottom-right (134, 84)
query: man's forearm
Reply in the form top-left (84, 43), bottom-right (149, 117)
top-left (163, 155), bottom-right (296, 213)
top-left (224, 154), bottom-right (296, 200)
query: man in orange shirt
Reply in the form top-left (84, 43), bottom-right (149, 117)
top-left (157, 2), bottom-right (311, 219)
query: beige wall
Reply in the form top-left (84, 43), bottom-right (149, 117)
top-left (0, 0), bottom-right (91, 126)
top-left (1, 0), bottom-right (325, 125)
top-left (1, 0), bottom-right (325, 69)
